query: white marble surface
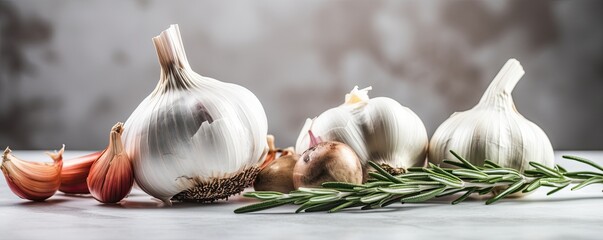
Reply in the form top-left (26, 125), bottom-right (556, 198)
top-left (1, 151), bottom-right (602, 240)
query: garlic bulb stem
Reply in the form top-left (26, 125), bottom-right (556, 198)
top-left (152, 25), bottom-right (194, 92)
top-left (477, 58), bottom-right (524, 107)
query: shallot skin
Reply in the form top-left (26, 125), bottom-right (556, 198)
top-left (293, 141), bottom-right (363, 189)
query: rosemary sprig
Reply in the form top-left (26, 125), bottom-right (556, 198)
top-left (234, 151), bottom-right (603, 214)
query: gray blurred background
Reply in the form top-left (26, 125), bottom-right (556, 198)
top-left (1, 0), bottom-right (602, 150)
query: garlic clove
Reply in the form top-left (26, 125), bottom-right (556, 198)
top-left (296, 86), bottom-right (428, 171)
top-left (428, 59), bottom-right (555, 172)
top-left (59, 150), bottom-right (104, 194)
top-left (87, 122), bottom-right (134, 204)
top-left (1, 145), bottom-right (64, 201)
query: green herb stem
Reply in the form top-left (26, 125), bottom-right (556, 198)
top-left (234, 152), bottom-right (603, 214)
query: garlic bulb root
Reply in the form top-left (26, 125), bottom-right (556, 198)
top-left (428, 59), bottom-right (555, 172)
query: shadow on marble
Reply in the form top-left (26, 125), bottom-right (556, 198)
top-left (100, 198), bottom-right (240, 209)
top-left (15, 198), bottom-right (69, 206)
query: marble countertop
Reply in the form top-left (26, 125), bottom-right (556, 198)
top-left (1, 151), bottom-right (602, 240)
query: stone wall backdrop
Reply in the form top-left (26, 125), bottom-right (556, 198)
top-left (1, 0), bottom-right (602, 150)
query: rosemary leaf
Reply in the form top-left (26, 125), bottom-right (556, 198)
top-left (571, 177), bottom-right (603, 191)
top-left (364, 181), bottom-right (394, 188)
top-left (477, 187), bottom-right (494, 195)
top-left (547, 185), bottom-right (567, 196)
top-left (442, 159), bottom-right (467, 169)
top-left (452, 188), bottom-right (477, 205)
top-left (430, 163), bottom-right (463, 182)
top-left (523, 180), bottom-right (542, 193)
top-left (328, 200), bottom-right (359, 213)
top-left (294, 197), bottom-right (312, 205)
top-left (298, 187), bottom-right (340, 195)
top-left (243, 191), bottom-right (284, 200)
top-left (438, 188), bottom-right (469, 197)
top-left (563, 155), bottom-right (603, 172)
top-left (379, 186), bottom-right (421, 194)
top-left (308, 194), bottom-right (340, 203)
top-left (451, 169), bottom-right (489, 179)
top-left (398, 172), bottom-right (431, 179)
top-left (529, 162), bottom-right (563, 178)
top-left (368, 172), bottom-right (391, 182)
top-left (442, 159), bottom-right (468, 169)
top-left (401, 187), bottom-right (446, 203)
top-left (556, 164), bottom-right (568, 173)
top-left (564, 171), bottom-right (603, 178)
top-left (304, 200), bottom-right (348, 213)
top-left (484, 160), bottom-right (502, 169)
top-left (360, 193), bottom-right (390, 203)
top-left (368, 161), bottom-right (403, 184)
top-left (482, 168), bottom-right (520, 176)
top-left (428, 174), bottom-right (464, 188)
top-left (295, 201), bottom-right (323, 213)
top-left (234, 198), bottom-right (296, 214)
top-left (486, 180), bottom-right (525, 205)
top-left (449, 150), bottom-right (480, 171)
top-left (321, 182), bottom-right (364, 189)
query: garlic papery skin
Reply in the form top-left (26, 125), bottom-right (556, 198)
top-left (295, 86), bottom-right (428, 171)
top-left (87, 123), bottom-right (134, 204)
top-left (60, 150), bottom-right (103, 194)
top-left (428, 59), bottom-right (554, 171)
top-left (122, 25), bottom-right (268, 204)
top-left (1, 145), bottom-right (64, 201)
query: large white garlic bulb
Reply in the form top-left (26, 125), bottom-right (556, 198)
top-left (296, 86), bottom-right (428, 170)
top-left (429, 59), bottom-right (554, 171)
top-left (122, 25), bottom-right (268, 204)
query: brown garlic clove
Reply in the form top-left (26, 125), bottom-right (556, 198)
top-left (59, 150), bottom-right (104, 194)
top-left (87, 122), bottom-right (134, 204)
top-left (254, 154), bottom-right (299, 193)
top-left (293, 141), bottom-right (363, 189)
top-left (1, 145), bottom-right (64, 201)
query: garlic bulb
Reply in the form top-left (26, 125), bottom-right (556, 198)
top-left (122, 25), bottom-right (268, 204)
top-left (295, 86), bottom-right (428, 171)
top-left (429, 59), bottom-right (554, 171)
